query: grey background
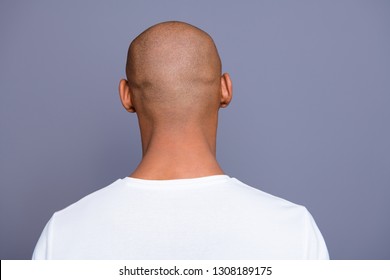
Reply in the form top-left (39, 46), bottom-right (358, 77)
top-left (0, 0), bottom-right (389, 259)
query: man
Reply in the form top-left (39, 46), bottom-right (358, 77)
top-left (32, 21), bottom-right (329, 259)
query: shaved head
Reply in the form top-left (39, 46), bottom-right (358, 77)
top-left (124, 21), bottom-right (224, 126)
top-left (119, 21), bottom-right (232, 178)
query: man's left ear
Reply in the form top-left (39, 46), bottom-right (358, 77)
top-left (118, 79), bottom-right (136, 113)
top-left (220, 73), bottom-right (233, 108)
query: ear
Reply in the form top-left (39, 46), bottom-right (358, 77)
top-left (220, 73), bottom-right (233, 108)
top-left (118, 79), bottom-right (136, 113)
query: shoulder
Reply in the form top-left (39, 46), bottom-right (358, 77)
top-left (226, 177), bottom-right (308, 213)
top-left (225, 178), bottom-right (319, 239)
top-left (215, 178), bottom-right (314, 236)
top-left (53, 178), bottom-right (125, 222)
top-left (214, 178), bottom-right (329, 259)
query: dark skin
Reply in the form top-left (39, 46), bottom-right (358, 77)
top-left (119, 21), bottom-right (233, 180)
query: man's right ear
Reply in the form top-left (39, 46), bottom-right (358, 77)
top-left (118, 79), bottom-right (136, 113)
top-left (220, 73), bottom-right (233, 108)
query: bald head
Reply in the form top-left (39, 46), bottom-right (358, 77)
top-left (127, 21), bottom-right (221, 94)
top-left (120, 21), bottom-right (232, 128)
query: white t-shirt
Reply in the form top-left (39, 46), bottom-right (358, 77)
top-left (32, 175), bottom-right (329, 259)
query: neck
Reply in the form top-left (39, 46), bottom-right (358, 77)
top-left (130, 125), bottom-right (224, 180)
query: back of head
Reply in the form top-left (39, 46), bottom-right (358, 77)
top-left (126, 21), bottom-right (222, 126)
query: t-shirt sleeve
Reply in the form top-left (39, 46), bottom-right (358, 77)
top-left (303, 208), bottom-right (330, 259)
top-left (32, 215), bottom-right (55, 260)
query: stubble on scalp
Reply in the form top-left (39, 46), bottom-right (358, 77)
top-left (125, 21), bottom-right (222, 125)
